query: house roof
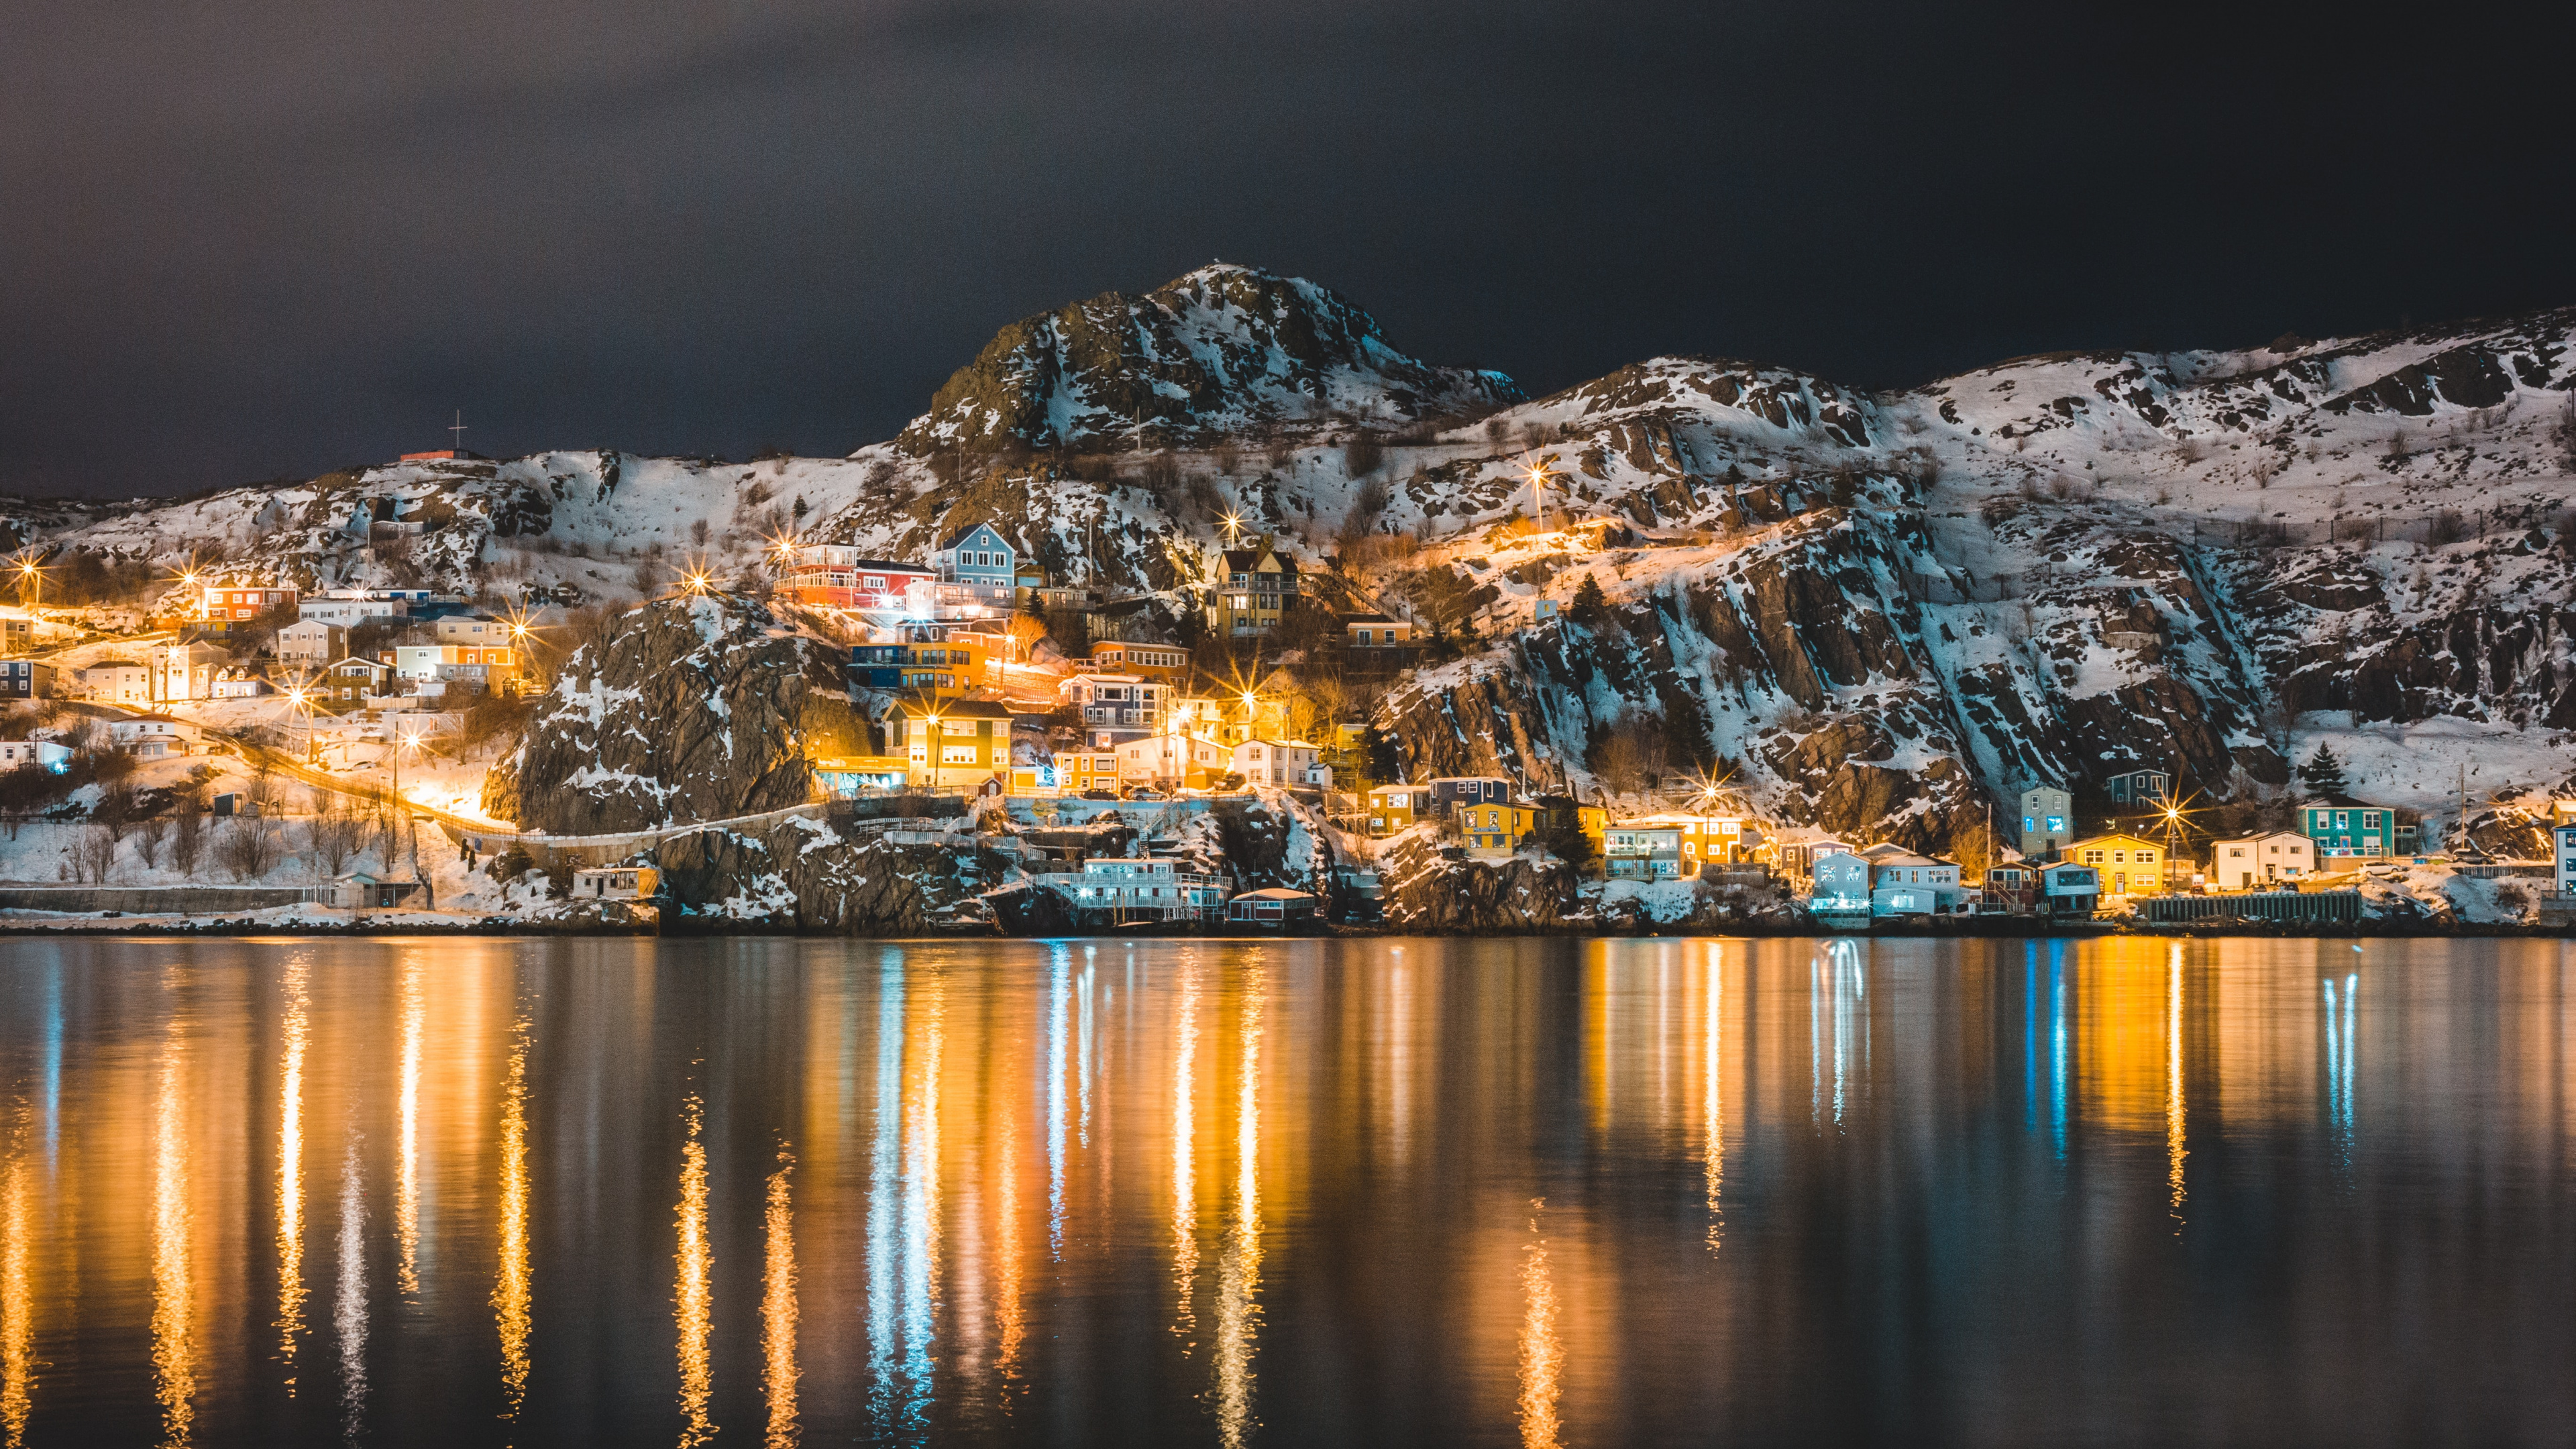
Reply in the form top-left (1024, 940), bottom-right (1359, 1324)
top-left (1220, 546), bottom-right (1296, 574)
top-left (898, 696), bottom-right (1016, 719)
top-left (940, 522), bottom-right (1017, 551)
top-left (1342, 612), bottom-right (1397, 624)
top-left (2065, 832), bottom-right (2165, 851)
top-left (2302, 793), bottom-right (2384, 810)
top-left (1232, 888), bottom-right (1316, 902)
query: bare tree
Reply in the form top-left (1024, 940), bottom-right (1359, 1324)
top-left (215, 818), bottom-right (284, 882)
top-left (136, 814), bottom-right (170, 871)
top-left (303, 801), bottom-right (362, 877)
top-left (1591, 716), bottom-right (1673, 796)
top-left (93, 781), bottom-right (139, 843)
top-left (70, 826), bottom-right (117, 885)
top-left (170, 808), bottom-right (207, 878)
top-left (247, 756), bottom-right (284, 818)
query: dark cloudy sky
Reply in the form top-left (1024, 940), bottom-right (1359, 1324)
top-left (4, 1), bottom-right (2564, 498)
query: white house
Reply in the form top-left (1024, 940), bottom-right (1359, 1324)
top-left (80, 659), bottom-right (151, 706)
top-left (277, 620), bottom-right (345, 667)
top-left (0, 741), bottom-right (70, 772)
top-left (210, 667), bottom-right (273, 699)
top-left (572, 866), bottom-right (660, 900)
top-left (107, 716), bottom-right (203, 758)
top-left (1115, 731), bottom-right (1227, 790)
top-left (2210, 831), bottom-right (2316, 890)
top-left (433, 613), bottom-right (510, 645)
top-left (1231, 739), bottom-right (1322, 788)
top-left (151, 641), bottom-right (227, 702)
top-left (2557, 824), bottom-right (2576, 900)
top-left (2019, 784), bottom-right (2072, 859)
top-left (1046, 857), bottom-right (1228, 922)
top-left (1865, 851), bottom-right (1969, 915)
top-left (299, 594), bottom-right (410, 628)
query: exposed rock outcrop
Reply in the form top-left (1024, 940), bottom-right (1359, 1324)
top-left (1378, 833), bottom-right (1580, 932)
top-left (486, 594), bottom-right (866, 835)
top-left (654, 816), bottom-right (1000, 933)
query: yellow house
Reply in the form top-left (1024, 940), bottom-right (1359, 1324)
top-left (1367, 783), bottom-right (1432, 835)
top-left (2065, 832), bottom-right (2169, 898)
top-left (1460, 800), bottom-right (1539, 855)
top-left (1207, 539), bottom-right (1299, 638)
top-left (890, 697), bottom-right (1014, 788)
top-left (1050, 747), bottom-right (1122, 796)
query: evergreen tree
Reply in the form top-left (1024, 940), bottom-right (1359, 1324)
top-left (1568, 574), bottom-right (1609, 628)
top-left (2298, 743), bottom-right (2348, 797)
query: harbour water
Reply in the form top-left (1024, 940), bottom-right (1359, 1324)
top-left (0, 935), bottom-right (2569, 1446)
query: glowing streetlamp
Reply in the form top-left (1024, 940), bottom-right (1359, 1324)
top-left (682, 568), bottom-right (712, 596)
top-left (12, 555), bottom-right (41, 612)
top-left (1525, 459), bottom-right (1560, 531)
top-left (284, 680), bottom-right (316, 763)
top-left (1220, 513), bottom-right (1244, 549)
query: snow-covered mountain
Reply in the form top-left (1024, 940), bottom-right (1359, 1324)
top-left (13, 264), bottom-right (2575, 848)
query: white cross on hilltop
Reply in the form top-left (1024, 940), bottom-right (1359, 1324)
top-left (448, 410), bottom-right (468, 451)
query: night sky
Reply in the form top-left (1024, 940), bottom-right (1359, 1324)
top-left (5, 1), bottom-right (2565, 498)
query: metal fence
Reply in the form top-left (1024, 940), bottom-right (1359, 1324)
top-left (2143, 890), bottom-right (2361, 924)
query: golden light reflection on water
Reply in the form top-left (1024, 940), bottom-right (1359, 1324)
top-left (2167, 944), bottom-right (2189, 1221)
top-left (21, 938), bottom-right (2576, 1446)
top-left (151, 1030), bottom-right (196, 1448)
top-left (1704, 947), bottom-right (1724, 1255)
top-left (1517, 1201), bottom-right (1564, 1449)
top-left (763, 1155), bottom-right (800, 1449)
top-left (893, 969), bottom-right (946, 1429)
top-left (493, 1017), bottom-right (531, 1430)
top-left (676, 1093), bottom-right (714, 1448)
top-left (396, 959), bottom-right (425, 1297)
top-left (1171, 959), bottom-right (1200, 1347)
top-left (276, 961), bottom-right (309, 1379)
top-left (994, 1113), bottom-right (1024, 1399)
top-left (335, 1135), bottom-right (368, 1440)
top-left (1214, 962), bottom-right (1264, 1449)
top-left (2, 1109), bottom-right (33, 1449)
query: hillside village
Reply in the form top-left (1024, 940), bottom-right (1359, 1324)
top-left (0, 263), bottom-right (2573, 932)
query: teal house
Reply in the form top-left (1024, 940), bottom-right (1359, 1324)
top-left (2300, 794), bottom-right (2398, 862)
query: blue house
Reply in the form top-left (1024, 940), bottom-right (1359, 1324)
top-left (935, 523), bottom-right (1022, 610)
top-left (2299, 794), bottom-right (2400, 863)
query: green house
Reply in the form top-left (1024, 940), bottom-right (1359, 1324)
top-left (2300, 794), bottom-right (2397, 862)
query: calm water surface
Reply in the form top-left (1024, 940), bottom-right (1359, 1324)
top-left (0, 936), bottom-right (2570, 1447)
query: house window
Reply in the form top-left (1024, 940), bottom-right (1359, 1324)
top-left (2363, 812), bottom-right (2381, 828)
top-left (2334, 811), bottom-right (2349, 829)
top-left (2084, 850), bottom-right (2105, 864)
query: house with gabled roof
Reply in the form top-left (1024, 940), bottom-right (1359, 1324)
top-left (1206, 539), bottom-right (1299, 637)
top-left (933, 522), bottom-right (1024, 612)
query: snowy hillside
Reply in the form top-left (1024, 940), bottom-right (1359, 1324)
top-left (7, 264), bottom-right (2572, 848)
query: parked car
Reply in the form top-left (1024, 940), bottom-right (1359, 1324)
top-left (1081, 788), bottom-right (1118, 801)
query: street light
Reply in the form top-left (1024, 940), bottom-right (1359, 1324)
top-left (1525, 459), bottom-right (1559, 531)
top-left (1220, 513), bottom-right (1244, 550)
top-left (13, 555), bottom-right (41, 612)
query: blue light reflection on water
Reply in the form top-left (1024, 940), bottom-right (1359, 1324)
top-left (1045, 944), bottom-right (1069, 1259)
top-left (0, 936), bottom-right (2570, 1449)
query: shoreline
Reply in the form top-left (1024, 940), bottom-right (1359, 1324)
top-left (0, 916), bottom-right (2563, 941)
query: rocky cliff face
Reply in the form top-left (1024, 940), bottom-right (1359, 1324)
top-left (1377, 833), bottom-right (1580, 931)
top-left (897, 263), bottom-right (1521, 454)
top-left (484, 594), bottom-right (865, 835)
top-left (653, 816), bottom-right (999, 933)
